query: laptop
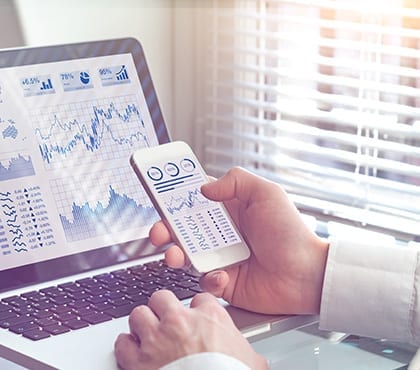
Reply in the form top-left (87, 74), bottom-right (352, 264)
top-left (0, 38), bottom-right (316, 370)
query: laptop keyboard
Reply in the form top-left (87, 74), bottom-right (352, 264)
top-left (0, 260), bottom-right (201, 341)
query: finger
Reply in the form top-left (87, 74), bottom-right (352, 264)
top-left (164, 245), bottom-right (186, 269)
top-left (114, 333), bottom-right (141, 370)
top-left (201, 167), bottom-right (276, 205)
top-left (149, 221), bottom-right (172, 246)
top-left (190, 293), bottom-right (235, 324)
top-left (128, 305), bottom-right (159, 341)
top-left (199, 270), bottom-right (230, 297)
top-left (148, 290), bottom-right (184, 319)
top-left (189, 291), bottom-right (219, 308)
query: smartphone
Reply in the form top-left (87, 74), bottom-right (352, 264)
top-left (130, 141), bottom-right (250, 274)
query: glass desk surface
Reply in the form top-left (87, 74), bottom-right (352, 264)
top-left (252, 322), bottom-right (418, 370)
top-left (0, 321), bottom-right (417, 369)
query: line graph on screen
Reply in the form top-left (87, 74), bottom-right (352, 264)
top-left (163, 188), bottom-right (210, 215)
top-left (0, 153), bottom-right (35, 181)
top-left (32, 95), bottom-right (151, 170)
top-left (50, 166), bottom-right (157, 242)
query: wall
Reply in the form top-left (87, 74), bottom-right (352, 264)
top-left (0, 0), bottom-right (24, 47)
top-left (171, 1), bottom-right (211, 158)
top-left (14, 0), bottom-right (175, 136)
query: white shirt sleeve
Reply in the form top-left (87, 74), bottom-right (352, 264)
top-left (159, 352), bottom-right (251, 370)
top-left (320, 238), bottom-right (420, 345)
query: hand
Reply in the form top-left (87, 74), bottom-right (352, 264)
top-left (150, 167), bottom-right (329, 315)
top-left (114, 290), bottom-right (267, 370)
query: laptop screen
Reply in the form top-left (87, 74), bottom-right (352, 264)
top-left (0, 38), bottom-right (170, 291)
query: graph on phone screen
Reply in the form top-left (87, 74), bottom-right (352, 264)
top-left (144, 156), bottom-right (241, 254)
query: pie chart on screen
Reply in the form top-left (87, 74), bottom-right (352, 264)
top-left (80, 71), bottom-right (90, 84)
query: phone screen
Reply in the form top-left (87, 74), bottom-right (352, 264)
top-left (144, 156), bottom-right (242, 255)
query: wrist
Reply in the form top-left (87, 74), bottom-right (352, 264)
top-left (303, 235), bottom-right (329, 315)
top-left (313, 237), bottom-right (329, 314)
top-left (254, 354), bottom-right (269, 370)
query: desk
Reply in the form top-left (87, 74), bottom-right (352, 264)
top-left (0, 357), bottom-right (24, 369)
top-left (253, 322), bottom-right (418, 369)
top-left (0, 322), bottom-right (417, 369)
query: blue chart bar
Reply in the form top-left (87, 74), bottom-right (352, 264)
top-left (0, 154), bottom-right (36, 181)
top-left (116, 66), bottom-right (128, 81)
top-left (59, 185), bottom-right (158, 242)
top-left (40, 79), bottom-right (53, 90)
top-left (100, 65), bottom-right (131, 86)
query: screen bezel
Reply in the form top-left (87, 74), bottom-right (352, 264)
top-left (0, 38), bottom-right (170, 292)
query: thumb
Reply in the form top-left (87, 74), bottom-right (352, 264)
top-left (199, 270), bottom-right (230, 298)
top-left (201, 167), bottom-right (269, 204)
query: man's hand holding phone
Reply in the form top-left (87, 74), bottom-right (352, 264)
top-left (149, 166), bottom-right (330, 316)
top-left (130, 141), bottom-right (251, 274)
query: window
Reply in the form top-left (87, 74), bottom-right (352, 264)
top-left (199, 0), bottom-right (420, 242)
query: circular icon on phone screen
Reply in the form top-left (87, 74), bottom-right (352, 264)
top-left (147, 166), bottom-right (163, 181)
top-left (180, 158), bottom-right (195, 172)
top-left (164, 162), bottom-right (179, 177)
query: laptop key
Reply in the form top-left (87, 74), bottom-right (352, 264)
top-left (0, 314), bottom-right (32, 328)
top-left (83, 312), bottom-right (112, 325)
top-left (31, 300), bottom-right (54, 310)
top-left (32, 309), bottom-right (54, 319)
top-left (35, 317), bottom-right (59, 327)
top-left (172, 289), bottom-right (196, 300)
top-left (86, 295), bottom-right (107, 304)
top-left (111, 296), bottom-right (135, 307)
top-left (68, 299), bottom-right (90, 309)
top-left (22, 328), bottom-right (51, 341)
top-left (0, 309), bottom-right (17, 320)
top-left (50, 304), bottom-right (73, 314)
top-left (9, 321), bottom-right (39, 334)
top-left (90, 301), bottom-right (113, 312)
top-left (63, 318), bottom-right (89, 330)
top-left (55, 312), bottom-right (78, 322)
top-left (50, 295), bottom-right (73, 305)
top-left (43, 324), bottom-right (71, 335)
top-left (104, 302), bottom-right (141, 318)
top-left (176, 281), bottom-right (198, 289)
top-left (4, 297), bottom-right (28, 308)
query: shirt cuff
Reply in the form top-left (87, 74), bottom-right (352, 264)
top-left (319, 238), bottom-right (418, 343)
top-left (160, 352), bottom-right (251, 370)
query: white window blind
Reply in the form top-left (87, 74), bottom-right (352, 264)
top-left (200, 0), bottom-right (420, 242)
